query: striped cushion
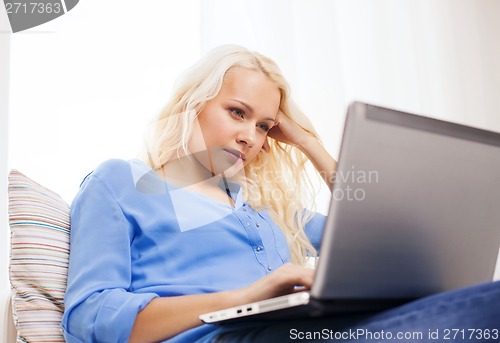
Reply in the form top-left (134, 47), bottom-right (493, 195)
top-left (8, 170), bottom-right (70, 343)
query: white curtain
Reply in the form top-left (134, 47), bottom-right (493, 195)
top-left (200, 0), bottom-right (500, 212)
top-left (201, 0), bottom-right (500, 153)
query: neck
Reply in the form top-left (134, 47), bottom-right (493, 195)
top-left (161, 154), bottom-right (212, 188)
top-left (160, 150), bottom-right (247, 192)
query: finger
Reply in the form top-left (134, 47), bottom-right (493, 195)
top-left (292, 286), bottom-right (310, 293)
top-left (284, 267), bottom-right (315, 288)
top-left (261, 138), bottom-right (270, 153)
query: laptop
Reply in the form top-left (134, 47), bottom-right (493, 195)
top-left (200, 101), bottom-right (500, 324)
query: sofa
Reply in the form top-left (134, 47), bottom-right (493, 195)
top-left (1, 288), bottom-right (17, 343)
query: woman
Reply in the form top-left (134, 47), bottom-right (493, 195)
top-left (62, 45), bottom-right (500, 343)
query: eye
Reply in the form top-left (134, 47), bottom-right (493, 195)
top-left (258, 123), bottom-right (270, 132)
top-left (230, 108), bottom-right (245, 118)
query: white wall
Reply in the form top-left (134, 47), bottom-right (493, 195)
top-left (8, 0), bottom-right (201, 203)
top-left (328, 0), bottom-right (500, 130)
top-left (0, 3), bottom-right (11, 290)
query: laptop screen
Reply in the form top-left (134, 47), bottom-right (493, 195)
top-left (313, 102), bottom-right (500, 299)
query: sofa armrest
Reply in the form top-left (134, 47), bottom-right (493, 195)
top-left (0, 288), bottom-right (17, 343)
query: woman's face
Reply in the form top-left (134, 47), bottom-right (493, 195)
top-left (188, 68), bottom-right (280, 177)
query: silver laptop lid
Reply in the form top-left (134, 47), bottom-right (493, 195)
top-left (313, 102), bottom-right (500, 300)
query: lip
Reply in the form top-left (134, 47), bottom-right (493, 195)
top-left (223, 148), bottom-right (246, 161)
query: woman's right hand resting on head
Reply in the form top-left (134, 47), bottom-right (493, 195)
top-left (129, 263), bottom-right (314, 343)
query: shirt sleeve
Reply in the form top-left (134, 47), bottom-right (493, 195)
top-left (62, 174), bottom-right (158, 343)
top-left (304, 211), bottom-right (326, 253)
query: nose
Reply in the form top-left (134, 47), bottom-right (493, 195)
top-left (236, 123), bottom-right (256, 147)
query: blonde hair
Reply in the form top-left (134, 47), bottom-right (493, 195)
top-left (143, 45), bottom-right (322, 265)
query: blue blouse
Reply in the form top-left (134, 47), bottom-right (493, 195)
top-left (62, 159), bottom-right (325, 343)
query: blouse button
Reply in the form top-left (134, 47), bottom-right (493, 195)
top-left (243, 207), bottom-right (247, 211)
top-left (267, 266), bottom-right (272, 271)
top-left (256, 246), bottom-right (263, 251)
top-left (256, 223), bottom-right (260, 228)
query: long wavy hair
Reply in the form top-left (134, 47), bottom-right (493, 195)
top-left (142, 45), bottom-right (322, 265)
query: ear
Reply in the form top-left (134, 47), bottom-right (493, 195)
top-left (261, 138), bottom-right (270, 153)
